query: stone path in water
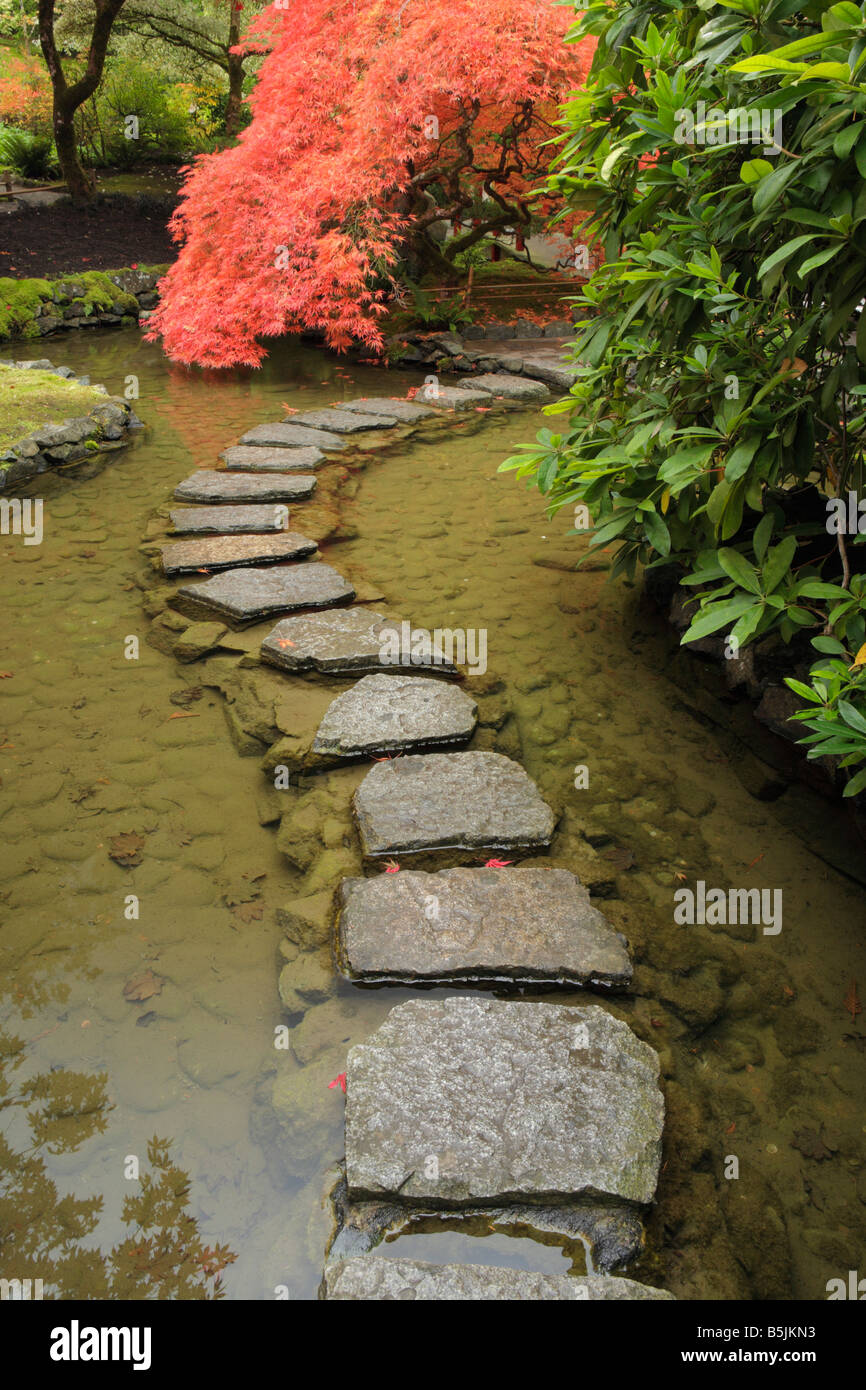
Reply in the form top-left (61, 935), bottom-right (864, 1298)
top-left (142, 346), bottom-right (674, 1300)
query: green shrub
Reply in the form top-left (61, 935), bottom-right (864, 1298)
top-left (0, 124), bottom-right (58, 180)
top-left (501, 0), bottom-right (866, 795)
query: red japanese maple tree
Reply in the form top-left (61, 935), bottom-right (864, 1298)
top-left (147, 0), bottom-right (595, 368)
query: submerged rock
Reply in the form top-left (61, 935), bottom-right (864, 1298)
top-left (352, 750), bottom-right (556, 859)
top-left (322, 1256), bottom-right (674, 1301)
top-left (260, 609), bottom-right (459, 677)
top-left (312, 674), bottom-right (477, 760)
top-left (423, 385), bottom-right (497, 410)
top-left (172, 621), bottom-right (228, 663)
top-left (160, 532), bottom-right (317, 576)
top-left (345, 997), bottom-right (664, 1206)
top-left (174, 470), bottom-right (317, 504)
top-left (173, 562), bottom-right (355, 625)
top-left (335, 866), bottom-right (631, 988)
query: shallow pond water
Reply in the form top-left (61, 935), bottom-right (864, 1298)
top-left (1, 326), bottom-right (864, 1300)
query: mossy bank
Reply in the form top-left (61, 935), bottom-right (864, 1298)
top-left (0, 360), bottom-right (143, 491)
top-left (0, 266), bottom-right (167, 343)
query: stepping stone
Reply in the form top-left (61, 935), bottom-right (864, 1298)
top-left (220, 444), bottom-right (326, 472)
top-left (336, 397), bottom-right (437, 423)
top-left (313, 675), bottom-right (477, 760)
top-left (260, 609), bottom-right (459, 676)
top-left (159, 532), bottom-right (317, 576)
top-left (240, 422), bottom-right (348, 450)
top-left (335, 867), bottom-right (631, 988)
top-left (286, 408), bottom-right (396, 433)
top-left (173, 562), bottom-right (354, 625)
top-left (169, 505), bottom-right (289, 534)
top-left (345, 998), bottom-right (664, 1206)
top-left (323, 1257), bottom-right (674, 1302)
top-left (471, 373), bottom-right (550, 402)
top-left (174, 471), bottom-right (317, 504)
top-left (421, 385), bottom-right (497, 410)
top-left (353, 751), bottom-right (555, 860)
top-left (519, 356), bottom-right (580, 390)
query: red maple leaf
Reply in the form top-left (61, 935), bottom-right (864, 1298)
top-left (484, 858), bottom-right (513, 868)
top-left (328, 1073), bottom-right (347, 1093)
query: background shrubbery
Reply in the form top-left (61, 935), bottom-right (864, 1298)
top-left (502, 0), bottom-right (866, 797)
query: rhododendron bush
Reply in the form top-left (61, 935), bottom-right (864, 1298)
top-left (147, 0), bottom-right (595, 368)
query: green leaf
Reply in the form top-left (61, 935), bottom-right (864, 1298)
top-left (753, 512), bottom-right (774, 563)
top-left (682, 597), bottom-right (757, 643)
top-left (796, 580), bottom-right (848, 599)
top-left (797, 243), bottom-right (844, 276)
top-left (843, 766), bottom-right (866, 797)
top-left (785, 677), bottom-right (825, 703)
top-left (837, 698), bottom-right (866, 735)
top-left (717, 546), bottom-right (763, 594)
top-left (761, 536), bottom-right (797, 592)
top-left (756, 234), bottom-right (816, 280)
top-left (724, 437), bottom-right (760, 480)
top-left (643, 509), bottom-right (671, 556)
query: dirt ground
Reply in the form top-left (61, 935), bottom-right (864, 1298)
top-left (0, 194), bottom-right (178, 278)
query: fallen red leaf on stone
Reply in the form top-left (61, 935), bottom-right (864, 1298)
top-left (383, 860), bottom-right (401, 873)
top-left (484, 858), bottom-right (513, 868)
top-left (328, 1073), bottom-right (347, 1093)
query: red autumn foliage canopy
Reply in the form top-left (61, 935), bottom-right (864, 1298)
top-left (147, 0), bottom-right (595, 368)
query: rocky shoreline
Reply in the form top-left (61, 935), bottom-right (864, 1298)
top-left (0, 357), bottom-right (143, 492)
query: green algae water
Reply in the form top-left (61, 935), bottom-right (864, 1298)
top-left (2, 325), bottom-right (865, 1300)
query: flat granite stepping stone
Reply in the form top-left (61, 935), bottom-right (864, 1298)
top-left (260, 609), bottom-right (459, 677)
top-left (421, 385), bottom-right (498, 410)
top-left (174, 471), bottom-right (317, 504)
top-left (285, 408), bottom-right (396, 434)
top-left (336, 397), bottom-right (437, 423)
top-left (345, 998), bottom-right (664, 1206)
top-left (335, 867), bottom-right (631, 988)
top-left (173, 561), bottom-right (354, 625)
top-left (313, 674), bottom-right (477, 760)
top-left (471, 373), bottom-right (550, 402)
top-left (323, 1257), bottom-right (674, 1302)
top-left (353, 751), bottom-right (555, 860)
top-left (239, 422), bottom-right (348, 450)
top-left (169, 505), bottom-right (289, 534)
top-left (519, 356), bottom-right (580, 390)
top-left (220, 444), bottom-right (326, 472)
top-left (160, 531), bottom-right (317, 576)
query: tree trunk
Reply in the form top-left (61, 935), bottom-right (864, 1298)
top-left (38, 0), bottom-right (127, 203)
top-left (225, 52), bottom-right (245, 135)
top-left (224, 2), bottom-right (244, 136)
top-left (53, 98), bottom-right (92, 203)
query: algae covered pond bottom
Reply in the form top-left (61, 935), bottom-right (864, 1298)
top-left (1, 326), bottom-right (865, 1300)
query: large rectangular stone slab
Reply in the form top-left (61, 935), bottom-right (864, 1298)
top-left (336, 867), bottom-right (631, 988)
top-left (286, 408), bottom-right (396, 433)
top-left (471, 374), bottom-right (550, 402)
top-left (345, 998), bottom-right (664, 1206)
top-left (421, 386), bottom-right (498, 410)
top-left (313, 674), bottom-right (476, 759)
top-left (520, 357), bottom-right (580, 390)
top-left (260, 609), bottom-right (459, 677)
top-left (173, 562), bottom-right (355, 625)
top-left (323, 1257), bottom-right (674, 1301)
top-left (169, 505), bottom-right (289, 534)
top-left (239, 422), bottom-right (347, 450)
top-left (220, 445), bottom-right (326, 471)
top-left (352, 751), bottom-right (555, 859)
top-left (160, 532), bottom-right (317, 576)
top-left (174, 471), bottom-right (317, 504)
top-left (336, 397), bottom-right (437, 423)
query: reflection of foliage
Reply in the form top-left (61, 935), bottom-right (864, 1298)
top-left (0, 1031), bottom-right (236, 1298)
